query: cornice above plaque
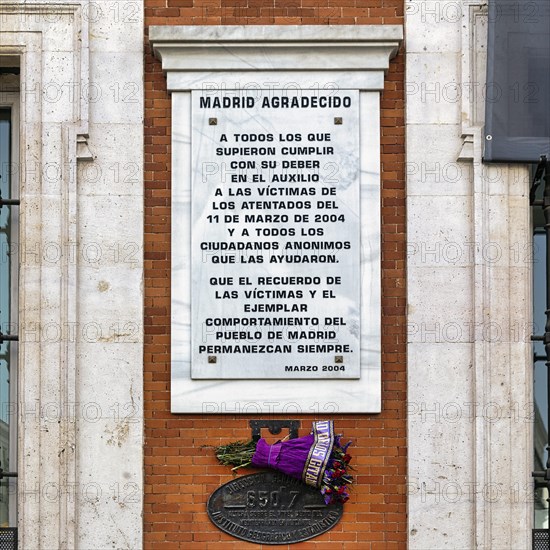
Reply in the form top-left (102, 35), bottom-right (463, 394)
top-left (149, 25), bottom-right (403, 91)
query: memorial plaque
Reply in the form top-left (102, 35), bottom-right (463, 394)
top-left (191, 89), bottom-right (361, 379)
top-left (207, 471), bottom-right (343, 545)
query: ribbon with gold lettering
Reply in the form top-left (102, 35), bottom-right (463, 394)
top-left (302, 420), bottom-right (335, 488)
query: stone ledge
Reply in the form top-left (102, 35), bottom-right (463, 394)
top-left (150, 25), bottom-right (403, 74)
top-left (149, 24), bottom-right (403, 44)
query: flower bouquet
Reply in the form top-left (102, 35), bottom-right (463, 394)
top-left (215, 420), bottom-right (353, 504)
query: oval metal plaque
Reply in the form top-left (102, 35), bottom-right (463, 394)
top-left (207, 471), bottom-right (343, 545)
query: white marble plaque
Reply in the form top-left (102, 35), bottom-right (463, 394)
top-left (191, 89), bottom-right (360, 379)
top-left (153, 25), bottom-right (400, 412)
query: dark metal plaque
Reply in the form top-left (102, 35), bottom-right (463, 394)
top-left (207, 471), bottom-right (343, 545)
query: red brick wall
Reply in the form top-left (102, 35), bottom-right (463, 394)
top-left (144, 2), bottom-right (406, 547)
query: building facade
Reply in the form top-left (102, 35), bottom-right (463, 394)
top-left (0, 0), bottom-right (546, 548)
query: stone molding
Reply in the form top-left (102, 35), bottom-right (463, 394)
top-left (0, 5), bottom-right (86, 546)
top-left (150, 25), bottom-right (402, 88)
top-left (461, 5), bottom-right (532, 549)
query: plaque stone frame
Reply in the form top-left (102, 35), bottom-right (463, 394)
top-left (150, 25), bottom-right (403, 414)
